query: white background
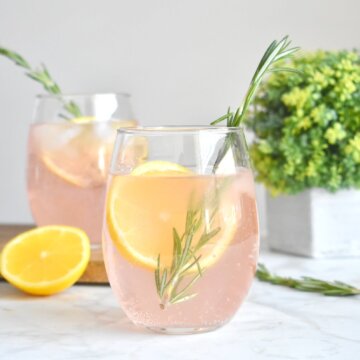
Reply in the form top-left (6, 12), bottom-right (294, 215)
top-left (0, 0), bottom-right (359, 232)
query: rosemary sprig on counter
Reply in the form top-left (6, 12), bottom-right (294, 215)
top-left (0, 46), bottom-right (81, 118)
top-left (155, 196), bottom-right (221, 309)
top-left (256, 263), bottom-right (360, 296)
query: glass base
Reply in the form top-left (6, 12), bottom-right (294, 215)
top-left (146, 325), bottom-right (222, 335)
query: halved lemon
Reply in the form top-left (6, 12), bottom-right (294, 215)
top-left (0, 226), bottom-right (90, 295)
top-left (106, 161), bottom-right (236, 271)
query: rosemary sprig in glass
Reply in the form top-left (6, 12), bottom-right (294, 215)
top-left (155, 182), bottom-right (227, 309)
top-left (256, 263), bottom-right (360, 296)
top-left (0, 46), bottom-right (81, 118)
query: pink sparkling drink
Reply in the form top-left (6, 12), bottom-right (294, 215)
top-left (27, 93), bottom-right (136, 247)
top-left (102, 127), bottom-right (259, 334)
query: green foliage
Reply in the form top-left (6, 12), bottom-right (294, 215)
top-left (248, 50), bottom-right (360, 195)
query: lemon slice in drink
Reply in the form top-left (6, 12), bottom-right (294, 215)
top-left (41, 119), bottom-right (113, 188)
top-left (0, 226), bottom-right (90, 295)
top-left (42, 146), bottom-right (111, 188)
top-left (106, 161), bottom-right (237, 271)
top-left (40, 119), bottom-right (141, 188)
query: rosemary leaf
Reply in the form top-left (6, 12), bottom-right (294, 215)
top-left (179, 255), bottom-right (202, 276)
top-left (211, 112), bottom-right (234, 125)
top-left (171, 293), bottom-right (198, 305)
top-left (196, 227), bottom-right (221, 250)
top-left (159, 268), bottom-right (168, 297)
top-left (194, 254), bottom-right (203, 276)
top-left (268, 67), bottom-right (302, 74)
top-left (171, 228), bottom-right (182, 271)
top-left (154, 268), bottom-right (160, 292)
top-left (170, 274), bottom-right (202, 304)
top-left (181, 232), bottom-right (195, 266)
top-left (0, 47), bottom-right (30, 69)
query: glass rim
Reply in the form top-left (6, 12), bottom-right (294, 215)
top-left (36, 92), bottom-right (131, 99)
top-left (117, 125), bottom-right (245, 135)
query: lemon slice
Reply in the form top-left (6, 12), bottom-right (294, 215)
top-left (42, 146), bottom-right (111, 188)
top-left (41, 123), bottom-right (114, 188)
top-left (106, 161), bottom-right (236, 271)
top-left (40, 120), bottom-right (140, 187)
top-left (0, 226), bottom-right (90, 295)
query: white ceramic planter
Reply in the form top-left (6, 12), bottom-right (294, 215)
top-left (266, 189), bottom-right (360, 258)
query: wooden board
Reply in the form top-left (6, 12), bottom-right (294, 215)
top-left (0, 224), bottom-right (109, 285)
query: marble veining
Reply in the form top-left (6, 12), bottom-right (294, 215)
top-left (1, 251), bottom-right (359, 359)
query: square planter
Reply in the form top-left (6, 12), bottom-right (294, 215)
top-left (266, 189), bottom-right (360, 258)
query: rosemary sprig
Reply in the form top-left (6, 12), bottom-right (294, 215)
top-left (211, 36), bottom-right (300, 127)
top-left (155, 188), bottom-right (222, 308)
top-left (0, 46), bottom-right (81, 118)
top-left (211, 36), bottom-right (300, 172)
top-left (256, 263), bottom-right (360, 296)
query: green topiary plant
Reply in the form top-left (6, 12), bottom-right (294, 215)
top-left (248, 50), bottom-right (360, 195)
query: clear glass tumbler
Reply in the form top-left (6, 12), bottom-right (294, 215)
top-left (27, 93), bottom-right (136, 248)
top-left (102, 126), bottom-right (259, 334)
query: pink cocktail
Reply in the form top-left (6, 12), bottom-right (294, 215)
top-left (27, 93), bottom-right (136, 247)
top-left (102, 126), bottom-right (259, 334)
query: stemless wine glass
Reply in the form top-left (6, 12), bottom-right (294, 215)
top-left (102, 126), bottom-right (259, 334)
top-left (27, 93), bottom-right (136, 248)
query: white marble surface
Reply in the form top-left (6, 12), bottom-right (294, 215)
top-left (1, 251), bottom-right (360, 360)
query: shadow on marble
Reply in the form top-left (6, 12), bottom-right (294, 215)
top-left (0, 281), bottom-right (38, 301)
top-left (95, 306), bottom-right (157, 336)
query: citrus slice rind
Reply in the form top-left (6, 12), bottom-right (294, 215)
top-left (42, 150), bottom-right (110, 188)
top-left (130, 160), bottom-right (193, 176)
top-left (0, 226), bottom-right (90, 295)
top-left (106, 161), bottom-right (237, 272)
